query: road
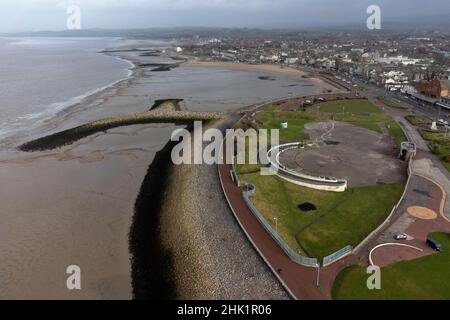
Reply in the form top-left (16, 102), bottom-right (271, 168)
top-left (352, 76), bottom-right (450, 121)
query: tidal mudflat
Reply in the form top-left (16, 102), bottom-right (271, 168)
top-left (0, 43), bottom-right (334, 299)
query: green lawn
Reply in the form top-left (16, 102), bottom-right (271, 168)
top-left (378, 97), bottom-right (405, 109)
top-left (235, 99), bottom-right (407, 259)
top-left (334, 113), bottom-right (390, 134)
top-left (332, 233), bottom-right (450, 300)
top-left (404, 117), bottom-right (450, 172)
top-left (421, 130), bottom-right (450, 145)
top-left (256, 109), bottom-right (327, 143)
top-left (239, 172), bottom-right (346, 255)
top-left (265, 119), bottom-right (310, 142)
top-left (299, 183), bottom-right (405, 259)
top-left (420, 130), bottom-right (450, 172)
top-left (387, 120), bottom-right (407, 148)
top-left (239, 170), bottom-right (404, 259)
top-left (256, 99), bottom-right (396, 137)
top-left (318, 99), bottom-right (382, 114)
top-left (405, 115), bottom-right (432, 126)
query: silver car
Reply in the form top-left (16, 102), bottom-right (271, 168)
top-left (394, 234), bottom-right (407, 241)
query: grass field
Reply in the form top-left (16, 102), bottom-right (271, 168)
top-left (239, 170), bottom-right (404, 259)
top-left (238, 172), bottom-right (342, 254)
top-left (420, 130), bottom-right (450, 172)
top-left (236, 98), bottom-right (407, 259)
top-left (387, 120), bottom-right (407, 148)
top-left (378, 97), bottom-right (405, 109)
top-left (256, 108), bottom-right (327, 142)
top-left (334, 113), bottom-right (390, 134)
top-left (405, 115), bottom-right (450, 171)
top-left (405, 115), bottom-right (432, 126)
top-left (317, 99), bottom-right (382, 114)
top-left (257, 99), bottom-right (399, 137)
top-left (315, 99), bottom-right (397, 135)
top-left (298, 183), bottom-right (404, 259)
top-left (332, 233), bottom-right (450, 300)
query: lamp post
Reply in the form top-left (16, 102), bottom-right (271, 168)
top-left (437, 104), bottom-right (442, 123)
top-left (273, 217), bottom-right (278, 234)
top-left (316, 264), bottom-right (321, 288)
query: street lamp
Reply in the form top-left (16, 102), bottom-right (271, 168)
top-left (437, 104), bottom-right (442, 123)
top-left (273, 217), bottom-right (279, 234)
top-left (316, 264), bottom-right (321, 288)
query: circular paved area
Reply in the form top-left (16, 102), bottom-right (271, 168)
top-left (407, 206), bottom-right (438, 220)
top-left (278, 121), bottom-right (407, 188)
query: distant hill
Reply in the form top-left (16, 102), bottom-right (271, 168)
top-left (1, 13), bottom-right (448, 39)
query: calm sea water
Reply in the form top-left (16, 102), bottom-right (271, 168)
top-left (0, 37), bottom-right (133, 138)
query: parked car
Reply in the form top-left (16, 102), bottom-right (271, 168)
top-left (394, 234), bottom-right (407, 241)
top-left (426, 237), bottom-right (442, 252)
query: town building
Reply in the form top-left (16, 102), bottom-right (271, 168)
top-left (418, 79), bottom-right (449, 99)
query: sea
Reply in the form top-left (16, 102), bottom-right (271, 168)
top-left (0, 37), bottom-right (136, 139)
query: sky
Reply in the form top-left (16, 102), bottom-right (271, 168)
top-left (0, 0), bottom-right (449, 32)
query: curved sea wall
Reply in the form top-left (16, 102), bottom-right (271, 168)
top-left (268, 143), bottom-right (348, 192)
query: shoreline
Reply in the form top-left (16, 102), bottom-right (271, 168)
top-left (0, 44), bottom-right (338, 299)
top-left (182, 59), bottom-right (340, 93)
top-left (183, 60), bottom-right (309, 76)
top-left (0, 47), bottom-right (137, 142)
top-left (1, 49), bottom-right (340, 150)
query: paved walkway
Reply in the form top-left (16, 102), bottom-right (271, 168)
top-left (357, 174), bottom-right (450, 266)
top-left (355, 97), bottom-right (450, 263)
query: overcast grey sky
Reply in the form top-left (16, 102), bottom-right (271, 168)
top-left (0, 0), bottom-right (449, 32)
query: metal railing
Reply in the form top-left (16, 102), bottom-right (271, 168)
top-left (323, 245), bottom-right (353, 267)
top-left (232, 162), bottom-right (319, 268)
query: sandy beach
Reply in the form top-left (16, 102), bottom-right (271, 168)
top-left (183, 59), bottom-right (339, 93)
top-left (0, 44), bottom-right (338, 299)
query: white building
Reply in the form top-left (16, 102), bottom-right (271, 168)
top-left (377, 55), bottom-right (420, 66)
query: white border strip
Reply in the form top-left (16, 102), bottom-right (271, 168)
top-left (369, 243), bottom-right (423, 266)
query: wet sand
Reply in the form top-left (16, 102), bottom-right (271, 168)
top-left (183, 60), bottom-right (339, 94)
top-left (184, 60), bottom-right (309, 76)
top-left (0, 45), bottom-right (335, 299)
top-left (0, 124), bottom-right (179, 299)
